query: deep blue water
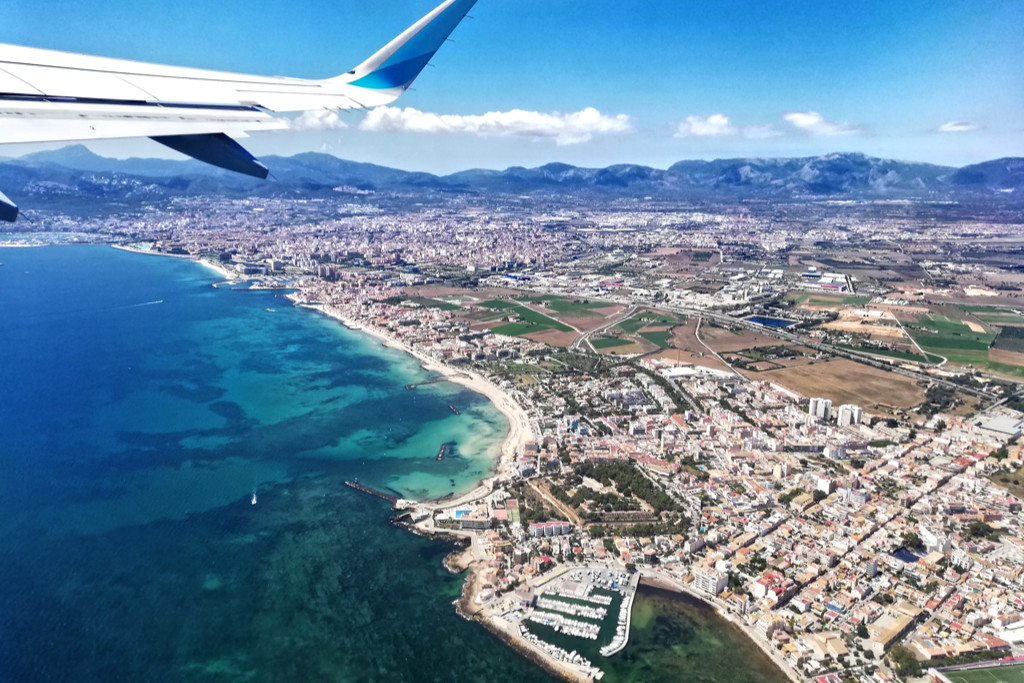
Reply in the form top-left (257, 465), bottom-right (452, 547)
top-left (746, 316), bottom-right (796, 328)
top-left (0, 245), bottom-right (546, 682)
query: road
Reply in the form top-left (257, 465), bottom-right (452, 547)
top-left (571, 304), bottom-right (638, 351)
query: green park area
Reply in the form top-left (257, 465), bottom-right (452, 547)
top-left (480, 300), bottom-right (573, 336)
top-left (941, 663), bottom-right (1024, 683)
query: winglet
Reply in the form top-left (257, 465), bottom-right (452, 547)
top-left (338, 0), bottom-right (477, 92)
top-left (0, 189), bottom-right (18, 222)
top-left (150, 133), bottom-right (269, 179)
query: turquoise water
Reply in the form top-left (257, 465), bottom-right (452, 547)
top-left (0, 245), bottom-right (546, 682)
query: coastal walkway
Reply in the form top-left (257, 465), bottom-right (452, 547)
top-left (344, 480), bottom-right (399, 507)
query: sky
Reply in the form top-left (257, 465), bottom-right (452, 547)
top-left (3, 0), bottom-right (1022, 173)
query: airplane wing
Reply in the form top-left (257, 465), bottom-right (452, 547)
top-left (0, 0), bottom-right (477, 221)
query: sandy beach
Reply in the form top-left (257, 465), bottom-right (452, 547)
top-left (290, 296), bottom-right (533, 496)
top-left (110, 244), bottom-right (239, 282)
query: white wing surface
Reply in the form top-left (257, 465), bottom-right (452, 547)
top-left (0, 0), bottom-right (478, 220)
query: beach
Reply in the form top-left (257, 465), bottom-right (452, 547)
top-left (290, 296), bottom-right (534, 494)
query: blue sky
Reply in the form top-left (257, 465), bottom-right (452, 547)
top-left (4, 0), bottom-right (1022, 172)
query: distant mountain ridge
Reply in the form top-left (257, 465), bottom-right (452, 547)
top-left (1, 146), bottom-right (1021, 209)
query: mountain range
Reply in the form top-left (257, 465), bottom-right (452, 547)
top-left (1, 146), bottom-right (1021, 209)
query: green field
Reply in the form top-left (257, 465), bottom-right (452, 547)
top-left (986, 361), bottom-right (1024, 378)
top-left (837, 344), bottom-right (943, 364)
top-left (941, 663), bottom-right (1024, 683)
top-left (618, 312), bottom-right (678, 334)
top-left (994, 327), bottom-right (1024, 353)
top-left (516, 296), bottom-right (609, 316)
top-left (640, 330), bottom-right (673, 349)
top-left (787, 292), bottom-right (871, 306)
top-left (481, 300), bottom-right (573, 336)
top-left (490, 322), bottom-right (540, 336)
top-left (591, 337), bottom-right (633, 349)
top-left (906, 314), bottom-right (996, 362)
top-left (479, 299), bottom-right (521, 310)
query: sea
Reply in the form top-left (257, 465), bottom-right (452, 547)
top-left (0, 245), bottom-right (786, 683)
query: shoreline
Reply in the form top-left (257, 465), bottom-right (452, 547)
top-left (637, 572), bottom-right (803, 683)
top-left (291, 296), bottom-right (532, 499)
top-left (105, 246), bottom-right (791, 683)
top-left (110, 243), bottom-right (238, 281)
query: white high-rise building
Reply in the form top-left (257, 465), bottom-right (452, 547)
top-left (694, 569), bottom-right (728, 596)
top-left (837, 404), bottom-right (863, 426)
top-left (808, 397), bottom-right (833, 421)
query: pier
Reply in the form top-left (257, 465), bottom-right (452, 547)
top-left (344, 480), bottom-right (399, 507)
top-left (405, 376), bottom-right (451, 390)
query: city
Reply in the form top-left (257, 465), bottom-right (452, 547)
top-left (6, 160), bottom-right (1022, 683)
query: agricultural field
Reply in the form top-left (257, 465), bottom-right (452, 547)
top-left (700, 325), bottom-right (792, 354)
top-left (593, 340), bottom-right (646, 355)
top-left (661, 320), bottom-right (733, 372)
top-left (402, 296), bottom-right (460, 311)
top-left (516, 296), bottom-right (609, 317)
top-left (761, 358), bottom-right (926, 410)
top-left (904, 314), bottom-right (996, 364)
top-left (837, 344), bottom-right (943, 365)
top-left (617, 311), bottom-right (679, 335)
top-left (959, 306), bottom-right (1024, 326)
top-left (639, 329), bottom-right (673, 349)
top-left (480, 300), bottom-right (573, 337)
top-left (993, 327), bottom-right (1024, 354)
top-left (786, 292), bottom-right (871, 307)
top-left (591, 337), bottom-right (633, 350)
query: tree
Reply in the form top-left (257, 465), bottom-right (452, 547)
top-left (885, 418), bottom-right (899, 429)
top-left (856, 623), bottom-right (869, 639)
top-left (889, 645), bottom-right (921, 677)
top-left (813, 490), bottom-right (827, 503)
top-left (902, 531), bottom-right (923, 551)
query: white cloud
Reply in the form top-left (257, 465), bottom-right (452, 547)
top-left (741, 124), bottom-right (783, 139)
top-left (939, 120), bottom-right (979, 133)
top-left (673, 114), bottom-right (736, 137)
top-left (783, 111), bottom-right (858, 136)
top-left (290, 110), bottom-right (349, 131)
top-left (673, 115), bottom-right (782, 139)
top-left (358, 106), bottom-right (633, 145)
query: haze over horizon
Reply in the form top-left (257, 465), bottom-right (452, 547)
top-left (3, 0), bottom-right (1021, 173)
